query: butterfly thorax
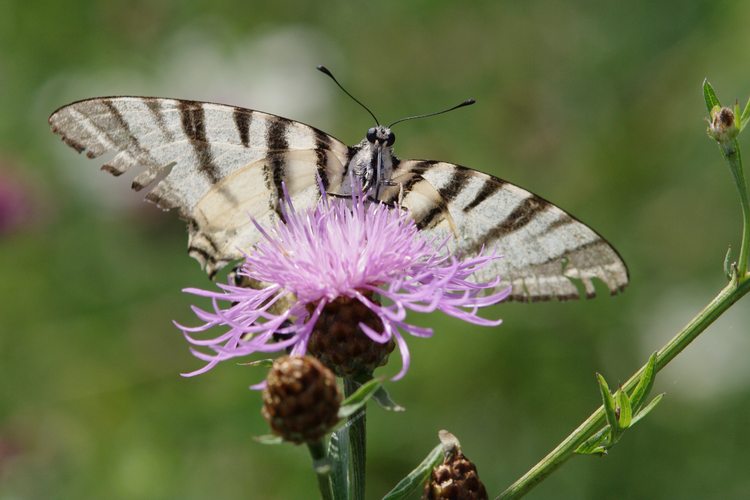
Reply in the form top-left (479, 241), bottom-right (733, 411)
top-left (343, 125), bottom-right (397, 197)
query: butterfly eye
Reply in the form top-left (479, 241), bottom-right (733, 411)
top-left (366, 127), bottom-right (378, 143)
top-left (386, 131), bottom-right (396, 146)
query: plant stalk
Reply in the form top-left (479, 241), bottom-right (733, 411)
top-left (308, 441), bottom-right (335, 500)
top-left (721, 139), bottom-right (750, 276)
top-left (499, 95), bottom-right (750, 498)
top-left (498, 275), bottom-right (750, 499)
top-left (345, 378), bottom-right (366, 500)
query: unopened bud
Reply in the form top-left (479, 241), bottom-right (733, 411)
top-left (262, 355), bottom-right (341, 444)
top-left (308, 293), bottom-right (395, 379)
top-left (423, 445), bottom-right (488, 500)
top-left (708, 106), bottom-right (739, 143)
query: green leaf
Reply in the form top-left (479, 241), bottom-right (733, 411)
top-left (630, 353), bottom-right (657, 411)
top-left (615, 388), bottom-right (632, 429)
top-left (703, 79), bottom-right (721, 113)
top-left (337, 378), bottom-right (382, 420)
top-left (236, 358), bottom-right (274, 368)
top-left (741, 97), bottom-right (750, 132)
top-left (575, 427), bottom-right (610, 455)
top-left (734, 101), bottom-right (742, 127)
top-left (575, 443), bottom-right (608, 456)
top-left (596, 373), bottom-right (618, 441)
top-left (372, 385), bottom-right (406, 412)
top-left (254, 434), bottom-right (283, 445)
top-left (724, 246), bottom-right (734, 279)
top-left (328, 429), bottom-right (350, 498)
top-left (631, 393), bottom-right (665, 426)
top-left (382, 443), bottom-right (443, 500)
top-left (311, 456), bottom-right (332, 475)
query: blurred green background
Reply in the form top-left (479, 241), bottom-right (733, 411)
top-left (2, 0), bottom-right (750, 498)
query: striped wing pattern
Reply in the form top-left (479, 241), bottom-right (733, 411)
top-left (49, 97), bottom-right (351, 276)
top-left (50, 96), bottom-right (628, 301)
top-left (389, 160), bottom-right (629, 301)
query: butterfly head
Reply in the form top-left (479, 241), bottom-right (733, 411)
top-left (366, 125), bottom-right (395, 147)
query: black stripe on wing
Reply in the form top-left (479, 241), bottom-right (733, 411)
top-left (101, 99), bottom-right (156, 165)
top-left (465, 195), bottom-right (548, 255)
top-left (264, 117), bottom-right (290, 221)
top-left (144, 98), bottom-right (175, 142)
top-left (414, 168), bottom-right (470, 230)
top-left (178, 101), bottom-right (221, 184)
top-left (463, 176), bottom-right (504, 212)
top-left (233, 107), bottom-right (252, 147)
top-left (314, 129), bottom-right (332, 192)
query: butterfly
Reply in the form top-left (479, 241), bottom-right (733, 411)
top-left (48, 72), bottom-right (628, 302)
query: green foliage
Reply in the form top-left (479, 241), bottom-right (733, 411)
top-left (382, 443), bottom-right (443, 500)
top-left (629, 353), bottom-right (657, 412)
top-left (372, 385), bottom-right (406, 412)
top-left (255, 434), bottom-right (284, 445)
top-left (704, 79), bottom-right (721, 112)
top-left (337, 378), bottom-right (383, 420)
top-left (328, 430), bottom-right (350, 500)
top-left (741, 98), bottom-right (750, 132)
top-left (577, 355), bottom-right (663, 456)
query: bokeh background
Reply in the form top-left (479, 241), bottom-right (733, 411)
top-left (2, 1), bottom-right (750, 498)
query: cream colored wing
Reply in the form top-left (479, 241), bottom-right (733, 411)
top-left (49, 97), bottom-right (350, 276)
top-left (389, 160), bottom-right (629, 301)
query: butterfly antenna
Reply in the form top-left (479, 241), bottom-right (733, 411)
top-left (388, 98), bottom-right (476, 128)
top-left (317, 65), bottom-right (380, 125)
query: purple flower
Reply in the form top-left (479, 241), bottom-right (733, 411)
top-left (0, 170), bottom-right (33, 235)
top-left (177, 186), bottom-right (510, 381)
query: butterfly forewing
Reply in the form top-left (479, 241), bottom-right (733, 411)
top-left (392, 160), bottom-right (629, 301)
top-left (50, 95), bottom-right (628, 301)
top-left (49, 97), bottom-right (351, 275)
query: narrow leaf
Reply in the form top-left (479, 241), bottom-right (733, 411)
top-left (596, 373), bottom-right (618, 440)
top-left (328, 429), bottom-right (350, 498)
top-left (615, 389), bottom-right (632, 429)
top-left (312, 456), bottom-right (332, 475)
top-left (740, 97), bottom-right (750, 132)
top-left (724, 246), bottom-right (734, 279)
top-left (631, 393), bottom-right (665, 426)
top-left (734, 101), bottom-right (741, 128)
top-left (382, 443), bottom-right (443, 500)
top-left (254, 434), bottom-right (283, 445)
top-left (337, 378), bottom-right (383, 419)
top-left (237, 358), bottom-right (274, 368)
top-left (703, 79), bottom-right (721, 112)
top-left (575, 427), bottom-right (609, 455)
top-left (630, 353), bottom-right (657, 411)
top-left (372, 385), bottom-right (406, 412)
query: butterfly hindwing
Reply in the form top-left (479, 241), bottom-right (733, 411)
top-left (50, 96), bottom-right (629, 300)
top-left (392, 160), bottom-right (629, 301)
top-left (49, 97), bottom-right (350, 276)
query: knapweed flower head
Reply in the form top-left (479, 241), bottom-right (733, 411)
top-left (177, 184), bottom-right (510, 381)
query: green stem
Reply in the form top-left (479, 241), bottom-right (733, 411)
top-left (345, 378), bottom-right (366, 500)
top-left (721, 139), bottom-right (750, 276)
top-left (498, 275), bottom-right (750, 500)
top-left (308, 441), bottom-right (334, 500)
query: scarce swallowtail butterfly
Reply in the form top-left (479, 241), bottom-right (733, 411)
top-left (49, 66), bottom-right (628, 301)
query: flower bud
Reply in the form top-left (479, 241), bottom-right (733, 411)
top-left (261, 355), bottom-right (341, 444)
top-left (423, 449), bottom-right (488, 500)
top-left (307, 294), bottom-right (395, 379)
top-left (708, 106), bottom-right (739, 143)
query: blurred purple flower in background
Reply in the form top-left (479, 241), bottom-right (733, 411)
top-left (0, 167), bottom-right (34, 236)
top-left (177, 186), bottom-right (510, 380)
